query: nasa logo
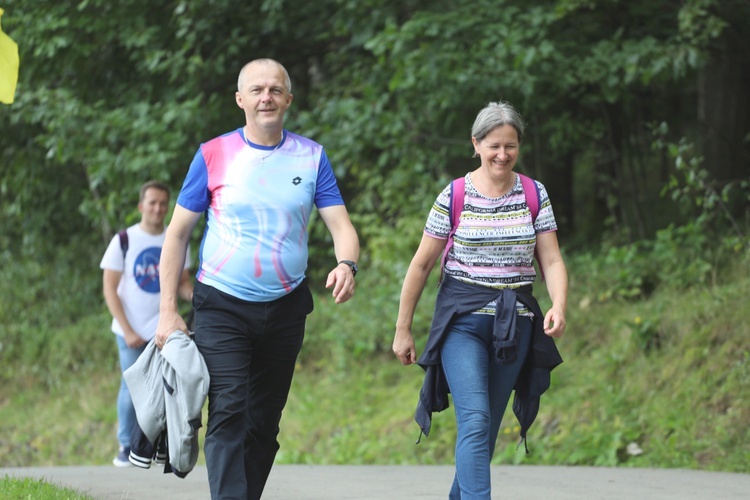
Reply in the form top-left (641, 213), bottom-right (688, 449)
top-left (134, 247), bottom-right (162, 293)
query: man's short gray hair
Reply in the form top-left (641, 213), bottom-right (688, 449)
top-left (237, 58), bottom-right (292, 93)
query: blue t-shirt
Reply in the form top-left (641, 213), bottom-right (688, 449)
top-left (177, 128), bottom-right (344, 301)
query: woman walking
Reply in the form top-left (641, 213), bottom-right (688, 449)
top-left (393, 101), bottom-right (568, 499)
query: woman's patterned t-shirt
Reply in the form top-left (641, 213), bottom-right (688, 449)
top-left (424, 172), bottom-right (558, 315)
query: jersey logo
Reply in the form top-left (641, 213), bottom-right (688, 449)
top-left (133, 247), bottom-right (162, 293)
top-left (292, 176), bottom-right (302, 185)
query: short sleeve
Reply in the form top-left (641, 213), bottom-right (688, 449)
top-left (314, 149), bottom-right (345, 208)
top-left (533, 181), bottom-right (558, 234)
top-left (424, 184), bottom-right (452, 239)
top-left (176, 149), bottom-right (211, 213)
top-left (100, 234), bottom-right (124, 271)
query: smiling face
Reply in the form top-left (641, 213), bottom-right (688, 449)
top-left (138, 187), bottom-right (169, 232)
top-left (235, 60), bottom-right (293, 138)
top-left (472, 124), bottom-right (520, 181)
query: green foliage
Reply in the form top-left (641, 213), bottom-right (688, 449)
top-left (570, 123), bottom-right (749, 302)
top-left (0, 241), bottom-right (107, 389)
top-left (677, 0), bottom-right (730, 49)
top-left (279, 355), bottom-right (458, 465)
top-left (0, 311), bottom-right (120, 467)
top-left (653, 122), bottom-right (749, 239)
top-left (492, 253), bottom-right (750, 470)
top-left (624, 313), bottom-right (662, 353)
top-left (0, 477), bottom-right (95, 500)
top-left (3, 0), bottom-right (749, 257)
top-left (571, 219), bottom-right (746, 305)
top-left (1, 0), bottom-right (343, 252)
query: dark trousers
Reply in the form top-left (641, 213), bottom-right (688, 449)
top-left (192, 280), bottom-right (314, 500)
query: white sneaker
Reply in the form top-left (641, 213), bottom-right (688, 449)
top-left (112, 446), bottom-right (132, 467)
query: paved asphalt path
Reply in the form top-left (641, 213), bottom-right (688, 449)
top-left (2, 464), bottom-right (750, 499)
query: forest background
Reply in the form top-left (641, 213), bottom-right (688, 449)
top-left (1, 0), bottom-right (749, 472)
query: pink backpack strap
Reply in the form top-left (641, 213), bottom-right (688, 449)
top-left (518, 173), bottom-right (545, 280)
top-left (518, 173), bottom-right (539, 223)
top-left (450, 176), bottom-right (465, 228)
top-left (440, 177), bottom-right (465, 282)
top-left (441, 174), bottom-right (545, 282)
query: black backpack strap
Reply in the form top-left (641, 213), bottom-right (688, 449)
top-left (117, 229), bottom-right (129, 260)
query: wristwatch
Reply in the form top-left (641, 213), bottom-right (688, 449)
top-left (338, 260), bottom-right (358, 277)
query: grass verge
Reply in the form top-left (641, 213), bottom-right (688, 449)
top-left (0, 476), bottom-right (95, 499)
top-left (1, 247), bottom-right (748, 472)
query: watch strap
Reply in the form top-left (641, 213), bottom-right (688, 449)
top-left (338, 260), bottom-right (358, 277)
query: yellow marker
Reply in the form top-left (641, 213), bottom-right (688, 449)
top-left (0, 7), bottom-right (20, 104)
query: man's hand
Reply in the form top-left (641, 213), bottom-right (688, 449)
top-left (155, 310), bottom-right (188, 349)
top-left (325, 263), bottom-right (355, 304)
top-left (318, 205), bottom-right (359, 304)
top-left (124, 329), bottom-right (146, 349)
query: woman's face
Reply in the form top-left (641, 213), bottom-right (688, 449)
top-left (472, 124), bottom-right (520, 179)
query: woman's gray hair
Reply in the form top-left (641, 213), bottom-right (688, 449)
top-left (471, 101), bottom-right (525, 143)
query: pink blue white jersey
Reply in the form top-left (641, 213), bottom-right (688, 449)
top-left (176, 128), bottom-right (344, 302)
top-left (424, 172), bottom-right (558, 315)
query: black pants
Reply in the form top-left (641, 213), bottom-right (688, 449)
top-left (192, 280), bottom-right (314, 500)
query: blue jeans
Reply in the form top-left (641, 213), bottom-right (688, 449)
top-left (193, 280), bottom-right (313, 500)
top-left (115, 334), bottom-right (147, 448)
top-left (440, 313), bottom-right (532, 500)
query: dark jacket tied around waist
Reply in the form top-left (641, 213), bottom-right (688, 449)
top-left (414, 276), bottom-right (563, 449)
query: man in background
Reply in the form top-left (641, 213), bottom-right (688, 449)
top-left (100, 180), bottom-right (193, 467)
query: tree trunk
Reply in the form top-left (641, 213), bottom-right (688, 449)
top-left (697, 46), bottom-right (750, 185)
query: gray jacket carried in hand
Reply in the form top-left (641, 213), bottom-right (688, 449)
top-left (124, 332), bottom-right (209, 476)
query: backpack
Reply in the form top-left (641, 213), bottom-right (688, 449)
top-left (440, 173), bottom-right (544, 281)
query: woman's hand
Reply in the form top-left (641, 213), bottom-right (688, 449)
top-left (393, 233), bottom-right (445, 366)
top-left (393, 329), bottom-right (417, 365)
top-left (543, 306), bottom-right (566, 338)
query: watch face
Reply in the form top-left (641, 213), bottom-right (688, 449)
top-left (340, 260), bottom-right (357, 276)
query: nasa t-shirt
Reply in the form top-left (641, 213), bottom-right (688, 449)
top-left (100, 224), bottom-right (192, 341)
